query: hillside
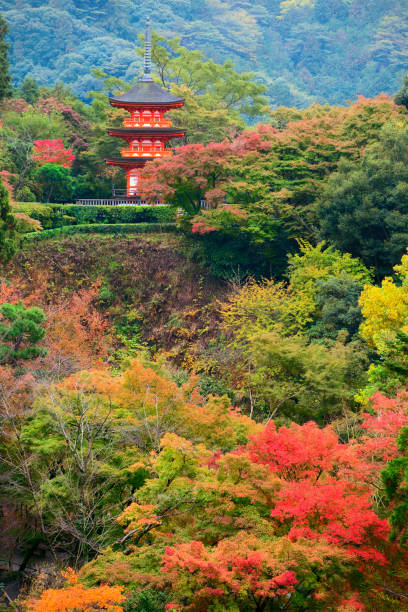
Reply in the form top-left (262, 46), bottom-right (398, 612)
top-left (6, 233), bottom-right (228, 367)
top-left (2, 0), bottom-right (408, 107)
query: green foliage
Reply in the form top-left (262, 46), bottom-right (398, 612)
top-left (308, 275), bottom-right (365, 342)
top-left (13, 202), bottom-right (73, 229)
top-left (318, 121), bottom-right (408, 278)
top-left (0, 13), bottom-right (11, 101)
top-left (122, 588), bottom-right (168, 612)
top-left (0, 302), bottom-right (46, 364)
top-left (246, 330), bottom-right (368, 423)
top-left (19, 76), bottom-right (41, 105)
top-left (286, 243), bottom-right (369, 341)
top-left (363, 330), bottom-right (408, 398)
top-left (143, 34), bottom-right (268, 141)
top-left (0, 109), bottom-right (68, 193)
top-left (21, 223), bottom-right (177, 243)
top-left (0, 176), bottom-right (17, 263)
top-left (382, 425), bottom-right (408, 543)
top-left (54, 204), bottom-right (175, 226)
top-left (18, 388), bottom-right (142, 560)
top-left (186, 219), bottom-right (287, 280)
top-left (147, 35), bottom-right (267, 119)
top-left (14, 204), bottom-right (174, 229)
top-left (215, 243), bottom-right (372, 419)
top-left (395, 72), bottom-right (408, 110)
top-left (33, 164), bottom-right (73, 203)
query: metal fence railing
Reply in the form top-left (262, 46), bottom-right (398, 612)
top-left (74, 198), bottom-right (213, 208)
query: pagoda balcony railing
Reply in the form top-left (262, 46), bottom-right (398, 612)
top-left (123, 118), bottom-right (172, 128)
top-left (121, 148), bottom-right (173, 158)
top-left (76, 197), bottom-right (147, 206)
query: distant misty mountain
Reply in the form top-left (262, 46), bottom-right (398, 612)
top-left (1, 0), bottom-right (407, 107)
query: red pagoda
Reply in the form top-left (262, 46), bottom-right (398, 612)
top-left (105, 18), bottom-right (186, 198)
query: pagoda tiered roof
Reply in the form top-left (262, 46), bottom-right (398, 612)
top-left (109, 81), bottom-right (184, 108)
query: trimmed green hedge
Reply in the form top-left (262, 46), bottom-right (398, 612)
top-left (21, 223), bottom-right (177, 243)
top-left (14, 203), bottom-right (175, 229)
top-left (14, 203), bottom-right (72, 229)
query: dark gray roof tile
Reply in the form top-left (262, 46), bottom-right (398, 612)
top-left (110, 80), bottom-right (184, 105)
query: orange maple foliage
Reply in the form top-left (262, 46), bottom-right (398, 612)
top-left (62, 358), bottom-right (258, 451)
top-left (0, 280), bottom-right (21, 304)
top-left (26, 569), bottom-right (125, 612)
top-left (42, 283), bottom-right (110, 375)
top-left (0, 278), bottom-right (110, 377)
top-left (0, 365), bottom-right (35, 418)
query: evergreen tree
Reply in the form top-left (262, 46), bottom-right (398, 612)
top-left (308, 275), bottom-right (364, 342)
top-left (395, 72), bottom-right (408, 109)
top-left (318, 121), bottom-right (408, 278)
top-left (0, 177), bottom-right (17, 264)
top-left (34, 163), bottom-right (74, 203)
top-left (0, 13), bottom-right (11, 101)
top-left (20, 76), bottom-right (40, 104)
top-left (382, 426), bottom-right (408, 544)
top-left (0, 302), bottom-right (47, 364)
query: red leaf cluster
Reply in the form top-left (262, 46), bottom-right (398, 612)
top-left (33, 139), bottom-right (75, 168)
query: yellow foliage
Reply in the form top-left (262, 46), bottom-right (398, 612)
top-left (288, 241), bottom-right (372, 306)
top-left (359, 250), bottom-right (408, 348)
top-left (220, 277), bottom-right (313, 345)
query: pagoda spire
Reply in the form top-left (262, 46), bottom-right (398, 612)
top-left (142, 16), bottom-right (153, 82)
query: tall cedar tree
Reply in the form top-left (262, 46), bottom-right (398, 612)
top-left (0, 13), bottom-right (11, 100)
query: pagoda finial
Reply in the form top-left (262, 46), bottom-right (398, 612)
top-left (142, 17), bottom-right (153, 82)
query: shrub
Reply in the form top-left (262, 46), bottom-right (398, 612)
top-left (13, 203), bottom-right (72, 229)
top-left (14, 204), bottom-right (175, 230)
top-left (50, 204), bottom-right (175, 225)
top-left (21, 223), bottom-right (177, 243)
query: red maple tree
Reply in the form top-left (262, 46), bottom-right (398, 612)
top-left (32, 139), bottom-right (75, 168)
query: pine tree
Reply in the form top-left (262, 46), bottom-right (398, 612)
top-left (0, 14), bottom-right (11, 101)
top-left (0, 302), bottom-right (47, 364)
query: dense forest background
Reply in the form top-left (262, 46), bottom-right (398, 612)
top-left (1, 0), bottom-right (408, 106)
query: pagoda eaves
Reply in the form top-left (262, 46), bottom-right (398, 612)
top-left (109, 80), bottom-right (184, 109)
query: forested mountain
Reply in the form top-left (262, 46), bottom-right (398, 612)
top-left (1, 0), bottom-right (407, 106)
